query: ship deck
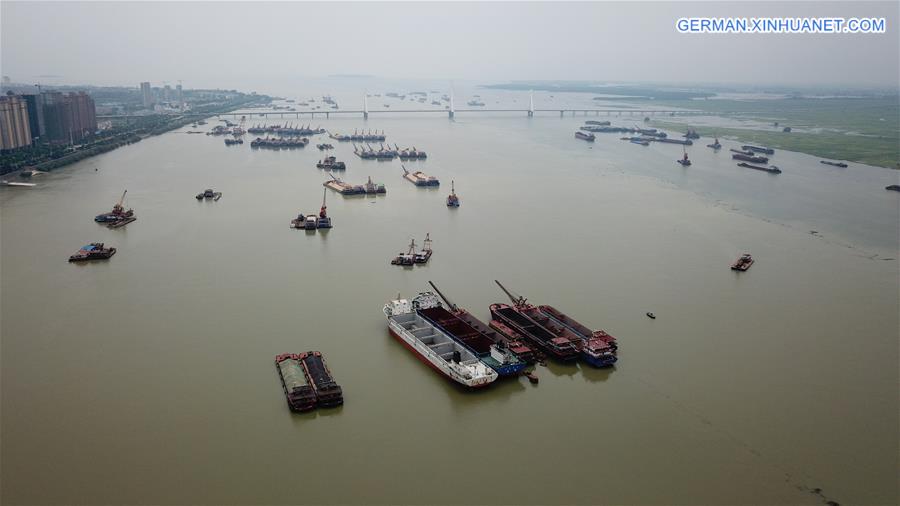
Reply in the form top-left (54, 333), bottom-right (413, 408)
top-left (418, 306), bottom-right (495, 355)
top-left (494, 307), bottom-right (557, 344)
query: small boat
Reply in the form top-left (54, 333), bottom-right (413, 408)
top-left (196, 189), bottom-right (223, 200)
top-left (707, 137), bottom-right (722, 150)
top-left (575, 131), bottom-right (595, 142)
top-left (630, 138), bottom-right (650, 146)
top-left (68, 243), bottom-right (116, 262)
top-left (886, 185), bottom-right (900, 192)
top-left (677, 149), bottom-right (692, 166)
top-left (317, 143), bottom-right (334, 150)
top-left (446, 180), bottom-right (460, 207)
top-left (524, 371), bottom-right (539, 383)
top-left (731, 253), bottom-right (754, 271)
top-left (646, 312), bottom-right (656, 319)
top-left (820, 160), bottom-right (848, 168)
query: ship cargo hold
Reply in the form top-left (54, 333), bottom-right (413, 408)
top-left (415, 293), bottom-right (527, 377)
top-left (383, 296), bottom-right (498, 388)
top-left (275, 353), bottom-right (317, 412)
top-left (299, 351), bottom-right (343, 407)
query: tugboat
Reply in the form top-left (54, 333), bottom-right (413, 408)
top-left (68, 243), bottom-right (116, 262)
top-left (274, 353), bottom-right (317, 412)
top-left (575, 131), bottom-right (596, 142)
top-left (731, 253), bottom-right (754, 271)
top-left (195, 189), bottom-right (223, 201)
top-left (316, 156), bottom-right (346, 170)
top-left (707, 136), bottom-right (722, 150)
top-left (364, 176), bottom-right (386, 195)
top-left (382, 293), bottom-right (499, 388)
top-left (414, 234), bottom-right (433, 263)
top-left (94, 190), bottom-right (136, 228)
top-left (391, 239), bottom-right (417, 266)
top-left (677, 148), bottom-right (692, 166)
top-left (446, 180), bottom-right (460, 207)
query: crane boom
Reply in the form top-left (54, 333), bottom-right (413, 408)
top-left (428, 281), bottom-right (459, 312)
top-left (117, 189), bottom-right (127, 207)
top-left (494, 280), bottom-right (527, 307)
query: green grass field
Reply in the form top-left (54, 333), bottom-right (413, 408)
top-left (647, 97), bottom-right (899, 168)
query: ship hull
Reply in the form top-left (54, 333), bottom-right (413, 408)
top-left (387, 327), bottom-right (492, 388)
top-left (581, 351), bottom-right (618, 368)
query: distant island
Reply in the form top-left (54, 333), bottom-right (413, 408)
top-left (483, 82), bottom-right (714, 100)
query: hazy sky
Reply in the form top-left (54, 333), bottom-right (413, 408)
top-left (2, 1), bottom-right (898, 89)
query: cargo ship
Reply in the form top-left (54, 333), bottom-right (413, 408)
top-left (402, 165), bottom-right (440, 186)
top-left (732, 153), bottom-right (769, 163)
top-left (731, 253), bottom-right (754, 271)
top-left (428, 281), bottom-right (536, 365)
top-left (538, 305), bottom-right (618, 352)
top-left (575, 131), bottom-right (596, 142)
top-left (741, 145), bottom-right (775, 155)
top-left (820, 160), bottom-right (848, 168)
top-left (395, 144), bottom-right (428, 159)
top-left (383, 294), bottom-right (499, 388)
top-left (275, 353), bottom-right (317, 412)
top-left (68, 243), bottom-right (116, 262)
top-left (446, 180), bottom-right (460, 207)
top-left (299, 351), bottom-right (343, 407)
top-left (316, 156), bottom-right (346, 170)
top-left (490, 282), bottom-right (579, 362)
top-left (94, 190), bottom-right (136, 228)
top-left (737, 162), bottom-right (782, 174)
top-left (414, 292), bottom-right (527, 377)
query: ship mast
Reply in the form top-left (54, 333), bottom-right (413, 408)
top-left (423, 233), bottom-right (432, 252)
top-left (495, 280), bottom-right (527, 308)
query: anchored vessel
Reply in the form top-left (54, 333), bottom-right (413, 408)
top-left (317, 143), bottom-right (334, 150)
top-left (741, 145), bottom-right (775, 155)
top-left (329, 129), bottom-right (386, 142)
top-left (446, 180), bottom-right (460, 207)
top-left (820, 160), bottom-right (848, 168)
top-left (737, 162), bottom-right (782, 174)
top-left (677, 149), bottom-right (692, 166)
top-left (224, 137), bottom-right (243, 146)
top-left (383, 295), bottom-right (498, 388)
top-left (732, 153), bottom-right (769, 163)
top-left (707, 137), bottom-right (722, 150)
top-left (69, 243), bottom-right (116, 262)
top-left (317, 156), bottom-right (346, 170)
top-left (275, 353), bottom-right (317, 412)
top-left (402, 165), bottom-right (440, 186)
top-left (324, 174), bottom-right (385, 196)
top-left (428, 281), bottom-right (535, 366)
top-left (299, 351), bottom-right (343, 407)
top-left (575, 131), bottom-right (596, 142)
top-left (291, 189), bottom-right (333, 230)
top-left (415, 234), bottom-right (433, 263)
top-left (731, 253), bottom-right (754, 271)
top-left (94, 190), bottom-right (136, 228)
top-left (492, 281), bottom-right (617, 366)
top-left (196, 189), bottom-right (223, 201)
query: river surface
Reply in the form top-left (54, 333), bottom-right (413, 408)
top-left (2, 81), bottom-right (898, 505)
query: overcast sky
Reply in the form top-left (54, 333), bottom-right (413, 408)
top-left (2, 1), bottom-right (898, 90)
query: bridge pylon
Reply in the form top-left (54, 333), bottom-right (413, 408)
top-left (528, 90), bottom-right (534, 117)
top-left (449, 88), bottom-right (455, 119)
top-left (363, 93), bottom-right (369, 120)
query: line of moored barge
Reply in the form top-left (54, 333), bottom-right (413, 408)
top-left (275, 351), bottom-right (343, 412)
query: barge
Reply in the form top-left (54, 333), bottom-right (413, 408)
top-left (275, 353), bottom-right (317, 412)
top-left (732, 153), bottom-right (769, 163)
top-left (820, 160), bottom-right (848, 168)
top-left (69, 243), bottom-right (116, 262)
top-left (737, 162), bottom-right (781, 174)
top-left (415, 292), bottom-right (527, 377)
top-left (95, 190), bottom-right (136, 228)
top-left (731, 253), bottom-right (754, 271)
top-left (429, 281), bottom-right (536, 364)
top-left (741, 145), bottom-right (775, 155)
top-left (383, 295), bottom-right (498, 388)
top-left (494, 281), bottom-right (616, 367)
top-left (317, 156), bottom-right (346, 170)
top-left (299, 351), bottom-right (343, 407)
top-left (291, 189), bottom-right (333, 230)
top-left (402, 165), bottom-right (440, 186)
